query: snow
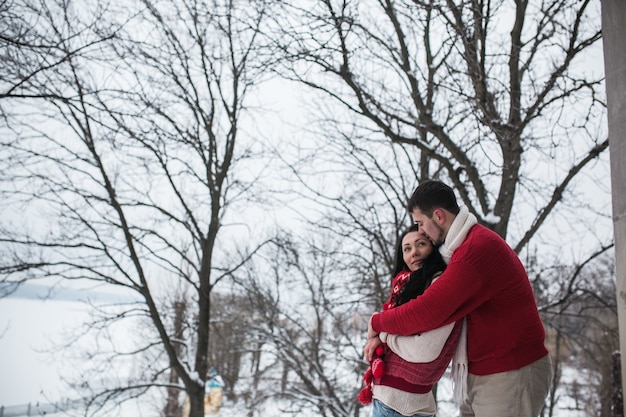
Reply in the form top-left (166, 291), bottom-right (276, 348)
top-left (0, 297), bottom-right (86, 407)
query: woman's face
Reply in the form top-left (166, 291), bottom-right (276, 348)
top-left (402, 231), bottom-right (434, 272)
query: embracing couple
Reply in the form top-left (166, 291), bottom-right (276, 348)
top-left (360, 180), bottom-right (552, 417)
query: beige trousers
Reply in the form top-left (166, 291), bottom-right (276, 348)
top-left (459, 354), bottom-right (553, 417)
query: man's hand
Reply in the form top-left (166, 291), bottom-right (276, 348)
top-left (363, 336), bottom-right (382, 363)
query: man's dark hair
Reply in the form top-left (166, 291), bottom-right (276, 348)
top-left (406, 180), bottom-right (460, 217)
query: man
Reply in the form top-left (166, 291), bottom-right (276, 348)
top-left (366, 180), bottom-right (552, 417)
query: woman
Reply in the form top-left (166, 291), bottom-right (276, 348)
top-left (360, 225), bottom-right (462, 417)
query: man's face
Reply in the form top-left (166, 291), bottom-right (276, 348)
top-left (411, 208), bottom-right (446, 246)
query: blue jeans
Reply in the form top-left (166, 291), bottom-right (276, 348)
top-left (372, 399), bottom-right (435, 417)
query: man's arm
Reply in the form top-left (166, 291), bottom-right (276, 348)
top-left (371, 260), bottom-right (486, 335)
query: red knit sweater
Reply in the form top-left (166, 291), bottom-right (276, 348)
top-left (371, 224), bottom-right (548, 376)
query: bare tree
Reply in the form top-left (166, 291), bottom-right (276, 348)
top-left (232, 234), bottom-right (365, 417)
top-left (0, 0), bottom-right (113, 117)
top-left (270, 0), bottom-right (607, 248)
top-left (537, 248), bottom-right (618, 417)
top-left (0, 0), bottom-right (274, 416)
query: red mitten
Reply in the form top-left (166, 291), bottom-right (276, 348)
top-left (371, 357), bottom-right (385, 378)
top-left (363, 368), bottom-right (373, 384)
top-left (375, 346), bottom-right (384, 357)
top-left (358, 385), bottom-right (373, 405)
top-left (357, 344), bottom-right (386, 405)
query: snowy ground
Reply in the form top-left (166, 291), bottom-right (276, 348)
top-left (0, 297), bottom-right (84, 407)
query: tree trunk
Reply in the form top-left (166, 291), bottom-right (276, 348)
top-left (188, 384), bottom-right (205, 417)
top-left (613, 351), bottom-right (624, 417)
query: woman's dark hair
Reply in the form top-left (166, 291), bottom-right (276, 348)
top-left (392, 224), bottom-right (447, 306)
top-left (395, 250), bottom-right (446, 306)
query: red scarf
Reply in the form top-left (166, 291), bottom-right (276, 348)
top-left (383, 270), bottom-right (411, 311)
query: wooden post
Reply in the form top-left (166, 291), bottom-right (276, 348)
top-left (601, 1), bottom-right (626, 416)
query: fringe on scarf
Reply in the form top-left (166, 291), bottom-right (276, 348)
top-left (450, 319), bottom-right (469, 404)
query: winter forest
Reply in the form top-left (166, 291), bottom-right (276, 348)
top-left (0, 0), bottom-right (614, 416)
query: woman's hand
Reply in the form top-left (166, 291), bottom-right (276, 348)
top-left (367, 312), bottom-right (379, 339)
top-left (363, 336), bottom-right (382, 363)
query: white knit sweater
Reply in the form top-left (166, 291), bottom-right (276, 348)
top-left (372, 276), bottom-right (455, 415)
